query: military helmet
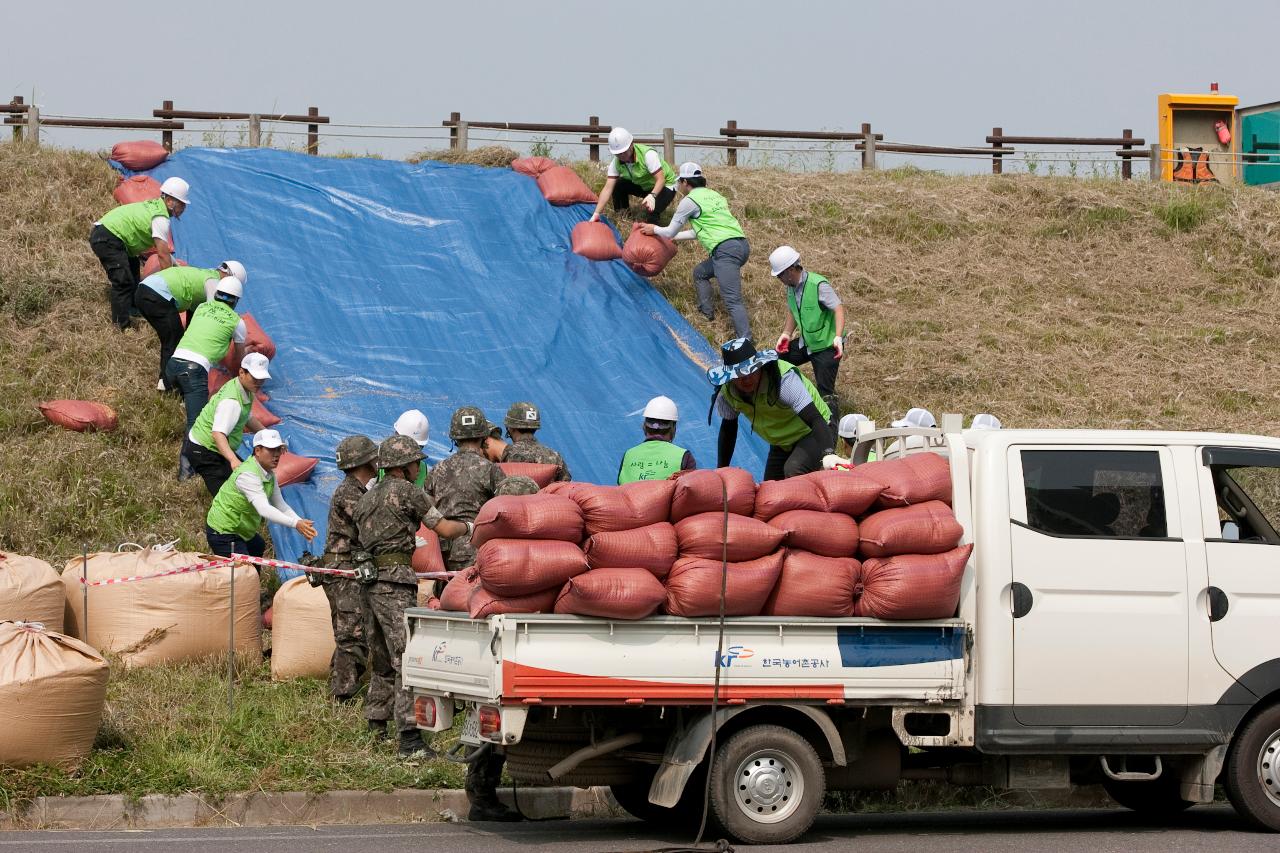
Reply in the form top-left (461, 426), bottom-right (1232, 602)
top-left (496, 476), bottom-right (540, 496)
top-left (449, 405), bottom-right (491, 440)
top-left (379, 434), bottom-right (425, 469)
top-left (504, 401), bottom-right (541, 431)
top-left (335, 435), bottom-right (378, 470)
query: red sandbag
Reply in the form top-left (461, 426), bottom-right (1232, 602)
top-left (38, 400), bottom-right (118, 433)
top-left (497, 462), bottom-right (559, 489)
top-left (247, 398), bottom-right (280, 430)
top-left (110, 140), bottom-right (168, 170)
top-left (622, 226), bottom-right (678, 278)
top-left (768, 510), bottom-right (859, 558)
top-left (141, 255), bottom-right (187, 280)
top-left (222, 314), bottom-right (275, 372)
top-left (412, 524), bottom-right (446, 575)
top-left (536, 165), bottom-right (597, 205)
top-left (262, 606), bottom-right (274, 630)
top-left (664, 552), bottom-right (785, 618)
top-left (584, 522), bottom-right (677, 577)
top-left (855, 544), bottom-right (973, 620)
top-left (471, 495), bottom-right (584, 549)
top-left (541, 481), bottom-right (592, 498)
top-left (859, 501), bottom-right (962, 559)
top-left (476, 539), bottom-right (588, 597)
top-left (674, 513), bottom-right (787, 562)
top-left (276, 452), bottom-right (317, 487)
top-left (469, 585), bottom-right (559, 619)
top-left (440, 568), bottom-right (481, 612)
top-left (113, 174), bottom-right (162, 205)
top-left (425, 596), bottom-right (443, 610)
top-left (860, 453), bottom-right (952, 508)
top-left (574, 480), bottom-right (676, 535)
top-left (753, 477), bottom-right (826, 521)
top-left (207, 368), bottom-right (232, 395)
top-left (810, 469), bottom-right (884, 517)
top-left (669, 468), bottom-right (756, 521)
top-left (511, 156), bottom-right (559, 178)
top-left (571, 221), bottom-right (623, 261)
top-left (554, 568), bottom-right (666, 619)
top-left (763, 551), bottom-right (860, 617)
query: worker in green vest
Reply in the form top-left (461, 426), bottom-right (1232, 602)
top-left (389, 409), bottom-right (432, 488)
top-left (588, 127), bottom-right (677, 225)
top-left (824, 413), bottom-right (877, 469)
top-left (164, 277), bottom-right (249, 432)
top-left (205, 428), bottom-right (316, 558)
top-left (137, 260), bottom-right (248, 393)
top-left (182, 352), bottom-right (271, 496)
top-left (709, 338), bottom-right (833, 481)
top-left (617, 396), bottom-right (696, 483)
top-left (640, 163), bottom-right (751, 339)
top-left (769, 245), bottom-right (845, 436)
top-left (89, 177), bottom-right (191, 331)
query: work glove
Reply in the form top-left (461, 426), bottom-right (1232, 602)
top-left (775, 333), bottom-right (791, 353)
top-left (833, 337), bottom-right (844, 359)
top-left (822, 453), bottom-right (850, 470)
top-left (642, 194), bottom-right (656, 213)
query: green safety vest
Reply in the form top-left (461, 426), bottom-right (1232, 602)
top-left (617, 439), bottom-right (687, 484)
top-left (377, 462), bottom-right (429, 488)
top-left (100, 198), bottom-right (169, 256)
top-left (154, 267), bottom-right (219, 312)
top-left (786, 272), bottom-right (838, 353)
top-left (207, 456), bottom-right (274, 540)
top-left (176, 300), bottom-right (241, 366)
top-left (614, 143), bottom-right (676, 193)
top-left (686, 187), bottom-right (746, 254)
top-left (190, 378), bottom-right (253, 453)
top-left (721, 361), bottom-right (830, 449)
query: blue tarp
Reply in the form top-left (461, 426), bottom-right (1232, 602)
top-left (132, 148), bottom-right (765, 573)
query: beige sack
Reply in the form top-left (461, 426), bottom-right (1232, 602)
top-left (0, 552), bottom-right (64, 632)
top-left (0, 620), bottom-right (108, 768)
top-left (61, 550), bottom-right (261, 667)
top-left (270, 576), bottom-right (335, 681)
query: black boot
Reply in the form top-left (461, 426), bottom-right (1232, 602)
top-left (467, 796), bottom-right (522, 822)
top-left (367, 719), bottom-right (390, 741)
top-left (398, 729), bottom-right (436, 759)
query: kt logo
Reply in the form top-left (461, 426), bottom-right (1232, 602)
top-left (716, 645), bottom-right (755, 668)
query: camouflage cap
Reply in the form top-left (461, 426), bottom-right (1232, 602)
top-left (496, 476), bottom-right (540, 496)
top-left (378, 434), bottom-right (426, 469)
top-left (335, 435), bottom-right (378, 470)
top-left (504, 401), bottom-right (541, 430)
top-left (449, 405), bottom-right (491, 440)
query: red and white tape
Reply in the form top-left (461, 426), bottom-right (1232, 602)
top-left (73, 554), bottom-right (456, 586)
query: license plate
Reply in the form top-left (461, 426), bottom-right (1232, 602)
top-left (460, 706), bottom-right (481, 745)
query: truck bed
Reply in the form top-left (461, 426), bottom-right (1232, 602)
top-left (404, 609), bottom-right (968, 706)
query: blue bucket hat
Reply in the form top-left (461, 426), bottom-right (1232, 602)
top-left (706, 338), bottom-right (779, 387)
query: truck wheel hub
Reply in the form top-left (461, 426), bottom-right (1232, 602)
top-left (733, 749), bottom-right (803, 823)
top-left (1259, 727), bottom-right (1280, 808)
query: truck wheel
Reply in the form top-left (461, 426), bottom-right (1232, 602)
top-left (1225, 702), bottom-right (1280, 831)
top-left (1101, 774), bottom-right (1193, 815)
top-left (709, 724), bottom-right (824, 845)
top-left (611, 764), bottom-right (711, 831)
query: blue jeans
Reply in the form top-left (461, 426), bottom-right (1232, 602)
top-left (165, 357), bottom-right (209, 432)
top-left (205, 525), bottom-right (265, 558)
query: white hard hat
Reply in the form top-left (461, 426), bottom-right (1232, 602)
top-left (394, 409), bottom-right (430, 447)
top-left (220, 260), bottom-right (248, 285)
top-left (677, 162), bottom-right (703, 180)
top-left (607, 127), bottom-right (634, 155)
top-left (838, 413), bottom-right (869, 439)
top-left (159, 176), bottom-right (191, 205)
top-left (891, 407), bottom-right (937, 429)
top-left (769, 245), bottom-right (801, 277)
top-left (642, 396), bottom-right (679, 423)
top-left (241, 352), bottom-right (271, 380)
top-left (216, 277), bottom-right (244, 299)
top-left (971, 413), bottom-right (1003, 430)
top-left (252, 428), bottom-right (285, 449)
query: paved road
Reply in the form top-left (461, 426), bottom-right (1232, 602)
top-left (0, 806), bottom-right (1268, 852)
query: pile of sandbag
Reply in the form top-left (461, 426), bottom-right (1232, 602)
top-left (0, 620), bottom-right (109, 768)
top-left (510, 156), bottom-right (597, 206)
top-left (61, 550), bottom-right (262, 667)
top-left (270, 576), bottom-right (335, 681)
top-left (0, 552), bottom-right (65, 631)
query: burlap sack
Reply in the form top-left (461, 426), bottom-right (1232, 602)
top-left (554, 568), bottom-right (666, 619)
top-left (61, 551), bottom-right (261, 667)
top-left (584, 522), bottom-right (678, 577)
top-left (767, 510), bottom-right (860, 558)
top-left (669, 468), bottom-right (757, 521)
top-left (469, 585), bottom-right (558, 619)
top-left (0, 552), bottom-right (65, 632)
top-left (476, 539), bottom-right (588, 597)
top-left (270, 576), bottom-right (335, 681)
top-left (664, 552), bottom-right (785, 618)
top-left (860, 452), bottom-right (952, 508)
top-left (674, 513), bottom-right (787, 562)
top-left (471, 495), bottom-right (584, 549)
top-left (440, 569), bottom-right (482, 612)
top-left (0, 620), bottom-right (108, 768)
top-left (763, 551), bottom-right (860, 617)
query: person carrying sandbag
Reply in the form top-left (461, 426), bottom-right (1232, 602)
top-left (500, 401), bottom-right (571, 482)
top-left (709, 338), bottom-right (834, 481)
top-left (137, 261), bottom-right (247, 393)
top-left (639, 162), bottom-right (752, 340)
top-left (617, 396), bottom-right (696, 484)
top-left (769, 245), bottom-right (845, 437)
top-left (205, 428), bottom-right (317, 558)
top-left (588, 127), bottom-right (678, 225)
top-left (166, 276), bottom-right (251, 433)
top-left (90, 176), bottom-right (191, 331)
top-left (182, 352), bottom-right (272, 495)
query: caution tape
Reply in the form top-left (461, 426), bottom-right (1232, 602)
top-left (72, 554), bottom-right (457, 586)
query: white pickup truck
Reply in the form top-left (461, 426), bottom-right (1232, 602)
top-left (403, 422), bottom-right (1280, 845)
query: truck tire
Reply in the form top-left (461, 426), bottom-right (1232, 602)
top-left (1225, 701), bottom-right (1280, 831)
top-left (708, 724), bottom-right (824, 846)
top-left (1101, 774), bottom-right (1194, 816)
top-left (611, 764), bottom-right (712, 831)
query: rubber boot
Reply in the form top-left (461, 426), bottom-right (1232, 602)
top-left (398, 729), bottom-right (436, 759)
top-left (367, 719), bottom-right (390, 742)
top-left (467, 796), bottom-right (522, 822)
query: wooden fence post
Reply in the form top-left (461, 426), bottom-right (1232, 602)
top-left (1121, 128), bottom-right (1133, 180)
top-left (307, 106), bottom-right (320, 155)
top-left (991, 127), bottom-right (1003, 174)
top-left (1149, 144), bottom-right (1162, 182)
top-left (456, 121), bottom-right (469, 152)
top-left (589, 115), bottom-right (600, 162)
top-left (248, 114), bottom-right (262, 147)
top-left (861, 123), bottom-right (876, 170)
top-left (27, 105), bottom-right (40, 147)
top-left (726, 120), bottom-right (738, 167)
top-left (10, 96), bottom-right (22, 143)
top-left (663, 127), bottom-right (675, 166)
top-left (161, 100), bottom-right (174, 151)
top-left (449, 111), bottom-right (460, 149)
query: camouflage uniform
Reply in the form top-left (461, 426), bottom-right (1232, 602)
top-left (496, 475), bottom-right (539, 496)
top-left (501, 438), bottom-right (572, 482)
top-left (429, 447), bottom-right (506, 571)
top-left (321, 472), bottom-right (369, 700)
top-left (354, 472), bottom-right (446, 734)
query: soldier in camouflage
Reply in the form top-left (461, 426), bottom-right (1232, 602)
top-left (500, 401), bottom-right (572, 482)
top-left (320, 435), bottom-right (380, 703)
top-left (354, 434), bottom-right (470, 757)
top-left (495, 475), bottom-right (540, 496)
top-left (429, 406), bottom-right (507, 573)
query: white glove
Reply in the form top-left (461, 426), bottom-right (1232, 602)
top-left (822, 453), bottom-right (848, 470)
top-left (642, 194), bottom-right (656, 213)
top-left (414, 536), bottom-right (428, 549)
top-left (833, 336), bottom-right (844, 359)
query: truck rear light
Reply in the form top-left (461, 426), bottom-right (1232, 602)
top-left (478, 705), bottom-right (501, 738)
top-left (414, 696), bottom-right (437, 729)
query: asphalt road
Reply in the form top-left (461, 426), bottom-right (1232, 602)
top-left (0, 806), bottom-right (1269, 852)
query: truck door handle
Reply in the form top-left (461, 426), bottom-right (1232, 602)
top-left (1011, 583), bottom-right (1034, 619)
top-left (1207, 587), bottom-right (1229, 622)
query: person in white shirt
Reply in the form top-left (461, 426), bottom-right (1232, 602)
top-left (205, 429), bottom-right (316, 559)
top-left (588, 128), bottom-right (677, 225)
top-left (182, 353), bottom-right (271, 496)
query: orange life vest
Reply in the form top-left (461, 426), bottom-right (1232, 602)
top-left (1172, 147), bottom-right (1217, 184)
